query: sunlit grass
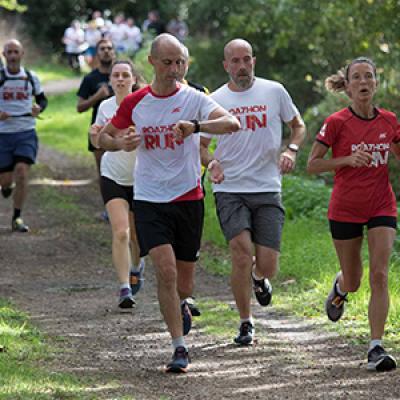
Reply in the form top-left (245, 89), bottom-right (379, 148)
top-left (0, 299), bottom-right (100, 400)
top-left (37, 92), bottom-right (91, 157)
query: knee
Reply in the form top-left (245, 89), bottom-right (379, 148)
top-left (14, 165), bottom-right (28, 184)
top-left (230, 244), bottom-right (252, 268)
top-left (113, 228), bottom-right (129, 244)
top-left (342, 276), bottom-right (362, 292)
top-left (156, 263), bottom-right (177, 289)
top-left (370, 269), bottom-right (388, 291)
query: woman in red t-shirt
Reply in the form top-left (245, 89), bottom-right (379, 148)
top-left (307, 57), bottom-right (399, 372)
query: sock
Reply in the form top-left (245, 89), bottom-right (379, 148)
top-left (369, 339), bottom-right (382, 351)
top-left (120, 283), bottom-right (130, 290)
top-left (335, 281), bottom-right (347, 296)
top-left (172, 336), bottom-right (187, 351)
top-left (240, 317), bottom-right (253, 326)
top-left (13, 208), bottom-right (21, 220)
top-left (252, 268), bottom-right (264, 281)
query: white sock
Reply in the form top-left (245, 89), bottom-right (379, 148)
top-left (369, 339), bottom-right (382, 351)
top-left (120, 282), bottom-right (130, 290)
top-left (252, 269), bottom-right (264, 281)
top-left (240, 317), bottom-right (253, 326)
top-left (335, 281), bottom-right (347, 296)
top-left (172, 336), bottom-right (187, 350)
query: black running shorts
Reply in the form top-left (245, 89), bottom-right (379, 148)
top-left (329, 216), bottom-right (397, 240)
top-left (100, 176), bottom-right (134, 211)
top-left (133, 199), bottom-right (204, 261)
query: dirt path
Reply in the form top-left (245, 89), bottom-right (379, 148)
top-left (0, 146), bottom-right (399, 400)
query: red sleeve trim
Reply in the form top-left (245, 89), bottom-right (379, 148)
top-left (111, 86), bottom-right (151, 129)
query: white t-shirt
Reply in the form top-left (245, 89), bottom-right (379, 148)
top-left (63, 27), bottom-right (86, 53)
top-left (0, 67), bottom-right (42, 133)
top-left (95, 96), bottom-right (136, 186)
top-left (125, 25), bottom-right (142, 52)
top-left (201, 78), bottom-right (299, 193)
top-left (111, 84), bottom-right (219, 202)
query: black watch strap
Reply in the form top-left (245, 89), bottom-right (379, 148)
top-left (190, 119), bottom-right (200, 134)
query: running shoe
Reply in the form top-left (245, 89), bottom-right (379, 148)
top-left (185, 296), bottom-right (201, 317)
top-left (130, 259), bottom-right (145, 296)
top-left (181, 300), bottom-right (192, 336)
top-left (367, 345), bottom-right (397, 372)
top-left (252, 275), bottom-right (272, 306)
top-left (118, 287), bottom-right (135, 309)
top-left (12, 217), bottom-right (29, 233)
top-left (325, 273), bottom-right (348, 322)
top-left (100, 210), bottom-right (109, 222)
top-left (234, 321), bottom-right (254, 345)
top-left (1, 185), bottom-right (13, 198)
top-left (166, 346), bottom-right (189, 373)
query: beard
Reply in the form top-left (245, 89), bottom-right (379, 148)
top-left (100, 58), bottom-right (113, 68)
top-left (231, 72), bottom-right (254, 90)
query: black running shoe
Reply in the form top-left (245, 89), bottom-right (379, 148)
top-left (234, 321), bottom-right (254, 345)
top-left (252, 275), bottom-right (272, 306)
top-left (166, 346), bottom-right (189, 373)
top-left (1, 186), bottom-right (13, 198)
top-left (325, 273), bottom-right (348, 322)
top-left (185, 296), bottom-right (201, 317)
top-left (118, 287), bottom-right (135, 309)
top-left (367, 345), bottom-right (397, 372)
top-left (12, 217), bottom-right (29, 233)
top-left (181, 300), bottom-right (192, 336)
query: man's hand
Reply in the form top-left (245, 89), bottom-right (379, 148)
top-left (208, 159), bottom-right (224, 184)
top-left (279, 150), bottom-right (296, 174)
top-left (117, 126), bottom-right (141, 152)
top-left (173, 120), bottom-right (196, 141)
top-left (31, 104), bottom-right (41, 118)
top-left (95, 84), bottom-right (112, 101)
top-left (0, 111), bottom-right (10, 121)
top-left (89, 124), bottom-right (103, 149)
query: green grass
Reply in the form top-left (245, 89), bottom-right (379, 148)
top-left (31, 63), bottom-right (80, 84)
top-left (0, 299), bottom-right (102, 399)
top-left (37, 91), bottom-right (91, 157)
top-left (196, 300), bottom-right (238, 337)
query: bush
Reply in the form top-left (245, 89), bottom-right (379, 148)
top-left (282, 175), bottom-right (331, 221)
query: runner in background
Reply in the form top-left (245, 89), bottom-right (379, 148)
top-left (77, 39), bottom-right (115, 221)
top-left (0, 39), bottom-right (47, 233)
top-left (90, 60), bottom-right (145, 309)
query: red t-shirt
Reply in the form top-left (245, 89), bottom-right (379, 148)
top-left (316, 107), bottom-right (400, 222)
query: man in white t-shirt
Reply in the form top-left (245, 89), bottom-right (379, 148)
top-left (0, 39), bottom-right (47, 233)
top-left (200, 39), bottom-right (306, 346)
top-left (99, 33), bottom-right (240, 373)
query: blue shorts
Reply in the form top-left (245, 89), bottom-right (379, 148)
top-left (0, 129), bottom-right (38, 172)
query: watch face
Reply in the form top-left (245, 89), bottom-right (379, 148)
top-left (289, 144), bottom-right (299, 152)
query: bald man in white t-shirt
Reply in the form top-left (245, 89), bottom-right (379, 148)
top-left (200, 38), bottom-right (306, 346)
top-left (99, 33), bottom-right (240, 373)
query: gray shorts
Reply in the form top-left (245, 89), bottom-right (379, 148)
top-left (214, 192), bottom-right (285, 251)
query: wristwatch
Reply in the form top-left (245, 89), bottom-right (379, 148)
top-left (288, 143), bottom-right (299, 152)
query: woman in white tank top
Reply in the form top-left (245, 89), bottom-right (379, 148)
top-left (90, 60), bottom-right (145, 309)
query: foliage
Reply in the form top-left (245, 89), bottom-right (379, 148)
top-left (282, 175), bottom-right (330, 221)
top-left (185, 0), bottom-right (400, 111)
top-left (0, 0), bottom-right (26, 11)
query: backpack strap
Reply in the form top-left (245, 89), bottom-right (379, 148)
top-left (0, 67), bottom-right (36, 94)
top-left (24, 69), bottom-right (36, 95)
top-left (0, 68), bottom-right (6, 89)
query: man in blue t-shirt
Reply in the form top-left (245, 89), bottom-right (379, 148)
top-left (0, 39), bottom-right (47, 232)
